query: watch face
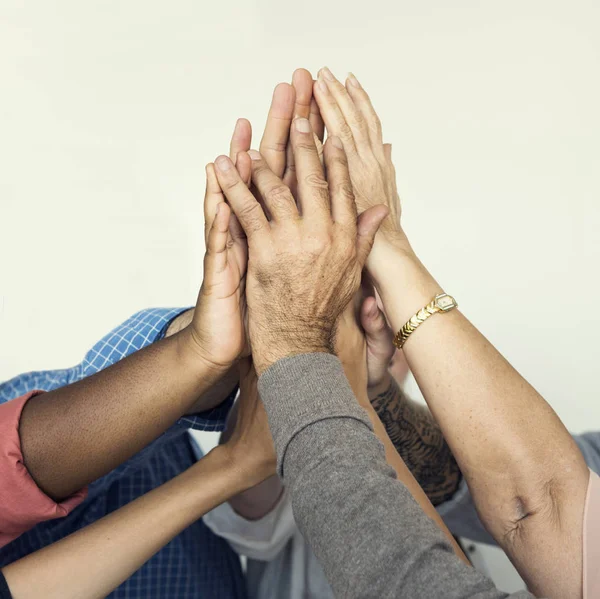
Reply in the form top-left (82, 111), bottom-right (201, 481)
top-left (436, 294), bottom-right (456, 311)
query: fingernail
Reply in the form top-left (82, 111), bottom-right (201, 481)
top-left (348, 72), bottom-right (361, 88)
top-left (322, 67), bottom-right (335, 81)
top-left (215, 156), bottom-right (231, 172)
top-left (247, 150), bottom-right (261, 160)
top-left (330, 136), bottom-right (343, 149)
top-left (295, 118), bottom-right (311, 133)
top-left (317, 79), bottom-right (329, 95)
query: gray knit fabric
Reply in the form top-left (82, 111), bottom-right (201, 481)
top-left (259, 353), bottom-right (538, 599)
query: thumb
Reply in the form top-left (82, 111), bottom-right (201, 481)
top-left (355, 204), bottom-right (389, 268)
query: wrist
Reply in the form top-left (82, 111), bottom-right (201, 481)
top-left (175, 327), bottom-right (233, 386)
top-left (220, 442), bottom-right (275, 491)
top-left (368, 373), bottom-right (393, 401)
top-left (251, 325), bottom-right (333, 375)
top-left (367, 243), bottom-right (442, 333)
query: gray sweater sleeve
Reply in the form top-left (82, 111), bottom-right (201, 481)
top-left (258, 353), bottom-right (537, 599)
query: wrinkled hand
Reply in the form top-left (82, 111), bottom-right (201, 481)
top-left (223, 358), bottom-right (276, 486)
top-left (213, 117), bottom-right (389, 375)
top-left (313, 68), bottom-right (408, 253)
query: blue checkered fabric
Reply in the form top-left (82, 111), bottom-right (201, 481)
top-left (0, 308), bottom-right (245, 599)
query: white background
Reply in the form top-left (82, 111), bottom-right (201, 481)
top-left (1, 0), bottom-right (599, 592)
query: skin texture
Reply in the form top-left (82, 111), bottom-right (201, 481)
top-left (18, 150), bottom-right (251, 502)
top-left (360, 296), bottom-right (462, 506)
top-left (2, 358), bottom-right (275, 599)
top-left (212, 105), bottom-right (467, 564)
top-left (314, 67), bottom-right (589, 599)
top-left (211, 117), bottom-right (388, 375)
top-left (334, 300), bottom-right (469, 563)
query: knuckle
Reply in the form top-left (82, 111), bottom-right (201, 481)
top-left (303, 173), bottom-right (328, 190)
top-left (261, 141), bottom-right (287, 153)
top-left (237, 200), bottom-right (263, 227)
top-left (338, 122), bottom-right (353, 141)
top-left (334, 181), bottom-right (355, 203)
top-left (294, 140), bottom-right (317, 153)
top-left (267, 183), bottom-right (292, 201)
top-left (267, 184), bottom-right (294, 212)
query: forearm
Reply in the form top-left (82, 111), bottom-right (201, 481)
top-left (352, 379), bottom-right (466, 561)
top-left (164, 308), bottom-right (239, 415)
top-left (19, 329), bottom-right (226, 500)
top-left (259, 354), bottom-right (529, 599)
top-left (372, 243), bottom-right (588, 596)
top-left (2, 446), bottom-right (247, 599)
top-left (219, 400), bottom-right (284, 520)
top-left (370, 378), bottom-right (461, 506)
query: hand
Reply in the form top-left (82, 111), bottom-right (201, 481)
top-left (360, 295), bottom-right (410, 398)
top-left (228, 68), bottom-right (325, 201)
top-left (312, 68), bottom-right (410, 256)
top-left (213, 118), bottom-right (389, 374)
top-left (222, 358), bottom-right (276, 486)
top-left (183, 164), bottom-right (251, 372)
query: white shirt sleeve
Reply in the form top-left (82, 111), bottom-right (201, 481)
top-left (203, 490), bottom-right (297, 561)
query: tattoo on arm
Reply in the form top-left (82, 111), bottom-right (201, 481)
top-left (371, 379), bottom-right (461, 506)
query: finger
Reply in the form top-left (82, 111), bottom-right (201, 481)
top-left (204, 163), bottom-right (225, 245)
top-left (345, 73), bottom-right (384, 154)
top-left (309, 96), bottom-right (325, 142)
top-left (229, 118), bottom-right (252, 161)
top-left (229, 118), bottom-right (253, 185)
top-left (282, 69), bottom-right (315, 192)
top-left (323, 136), bottom-right (356, 229)
top-left (317, 67), bottom-right (371, 152)
top-left (383, 142), bottom-right (401, 224)
top-left (361, 296), bottom-right (394, 348)
top-left (247, 150), bottom-right (299, 221)
top-left (313, 78), bottom-right (358, 157)
top-left (291, 68), bottom-right (314, 120)
top-left (204, 202), bottom-right (232, 279)
top-left (384, 143), bottom-right (398, 194)
top-left (355, 204), bottom-right (390, 268)
top-left (290, 117), bottom-right (330, 217)
top-left (214, 155), bottom-right (269, 238)
top-left (259, 83), bottom-right (296, 177)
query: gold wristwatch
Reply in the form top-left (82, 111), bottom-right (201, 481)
top-left (393, 293), bottom-right (458, 349)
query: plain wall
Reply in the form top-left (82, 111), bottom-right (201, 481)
top-left (1, 0), bottom-right (599, 592)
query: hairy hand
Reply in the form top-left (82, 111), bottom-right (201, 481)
top-left (213, 117), bottom-right (389, 374)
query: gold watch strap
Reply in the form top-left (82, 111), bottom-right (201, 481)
top-left (393, 293), bottom-right (457, 349)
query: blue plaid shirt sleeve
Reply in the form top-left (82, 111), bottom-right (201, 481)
top-left (80, 307), bottom-right (235, 430)
top-left (0, 307), bottom-right (235, 477)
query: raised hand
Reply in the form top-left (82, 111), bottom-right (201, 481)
top-left (228, 69), bottom-right (324, 199)
top-left (185, 163), bottom-right (251, 372)
top-left (212, 118), bottom-right (389, 374)
top-left (313, 68), bottom-right (408, 252)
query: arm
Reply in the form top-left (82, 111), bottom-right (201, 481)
top-left (335, 305), bottom-right (467, 561)
top-left (259, 353), bottom-right (534, 599)
top-left (2, 448), bottom-right (245, 599)
top-left (213, 115), bottom-right (521, 597)
top-left (313, 67), bottom-right (589, 598)
top-left (1, 358), bottom-right (275, 599)
top-left (16, 162), bottom-right (251, 503)
top-left (370, 378), bottom-right (462, 506)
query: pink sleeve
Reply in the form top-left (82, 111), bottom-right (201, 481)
top-left (0, 392), bottom-right (87, 548)
top-left (584, 469), bottom-right (600, 599)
